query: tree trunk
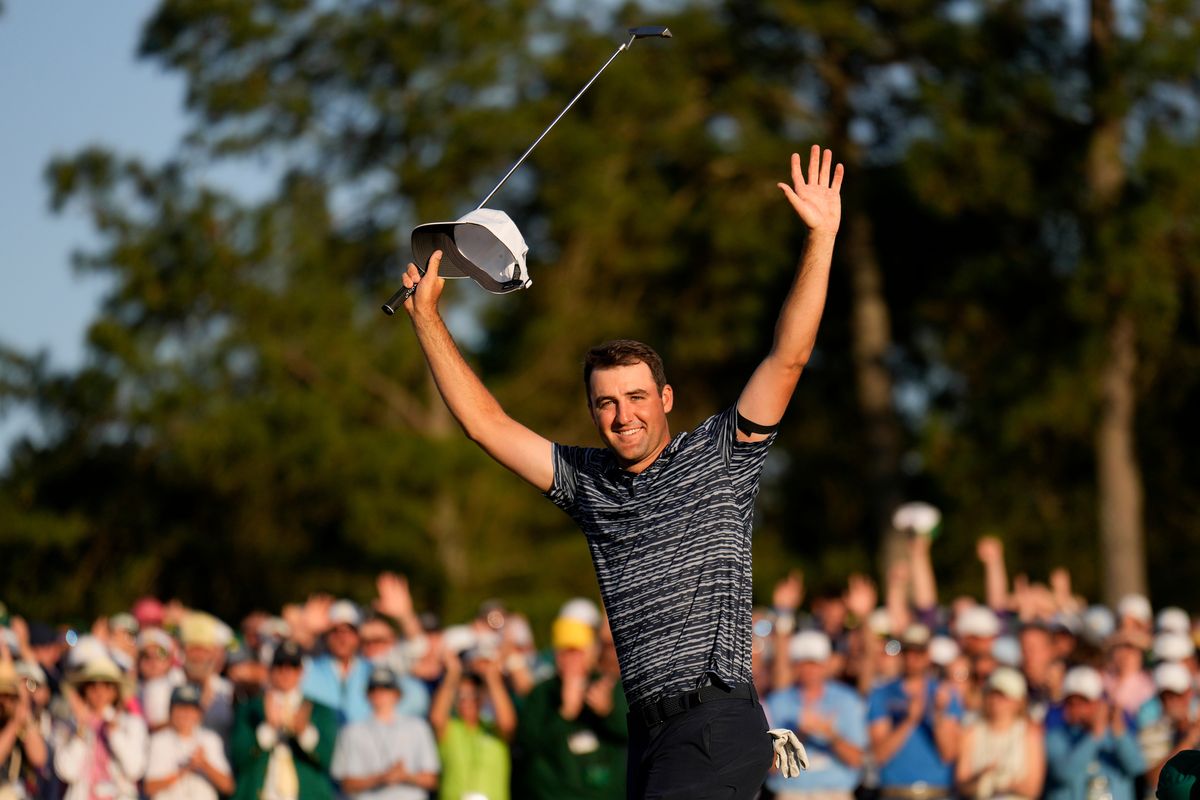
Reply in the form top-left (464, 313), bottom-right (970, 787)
top-left (1088, 0), bottom-right (1147, 603)
top-left (844, 209), bottom-right (906, 573)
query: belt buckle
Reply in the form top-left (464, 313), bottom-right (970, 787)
top-left (639, 702), bottom-right (661, 728)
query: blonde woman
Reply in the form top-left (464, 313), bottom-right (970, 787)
top-left (956, 667), bottom-right (1045, 800)
top-left (54, 656), bottom-right (148, 800)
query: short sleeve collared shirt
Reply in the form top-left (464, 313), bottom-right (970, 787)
top-left (545, 406), bottom-right (775, 707)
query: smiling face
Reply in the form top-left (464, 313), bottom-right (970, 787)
top-left (587, 362), bottom-right (673, 473)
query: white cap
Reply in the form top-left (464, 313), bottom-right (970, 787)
top-left (993, 635), bottom-right (1022, 667)
top-left (1062, 665), bottom-right (1104, 700)
top-left (441, 625), bottom-right (476, 655)
top-left (956, 605), bottom-right (1001, 638)
top-left (788, 631), bottom-right (832, 663)
top-left (987, 666), bottom-right (1028, 700)
top-left (1155, 662), bottom-right (1193, 694)
top-left (1083, 605), bottom-right (1116, 643)
top-left (1154, 632), bottom-right (1196, 663)
top-left (892, 502), bottom-right (942, 536)
top-left (867, 608), bottom-right (892, 637)
top-left (1117, 593), bottom-right (1153, 623)
top-left (411, 208), bottom-right (532, 294)
top-left (929, 635), bottom-right (960, 666)
top-left (558, 598), bottom-right (601, 628)
top-left (137, 628), bottom-right (175, 653)
top-left (66, 634), bottom-right (111, 670)
top-left (328, 600), bottom-right (362, 629)
top-left (1157, 607), bottom-right (1191, 635)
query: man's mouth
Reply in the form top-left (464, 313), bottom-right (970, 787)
top-left (615, 427), bottom-right (643, 439)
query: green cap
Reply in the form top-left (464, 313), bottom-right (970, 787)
top-left (1158, 750), bottom-right (1200, 800)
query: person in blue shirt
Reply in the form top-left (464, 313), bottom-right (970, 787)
top-left (301, 600), bottom-right (429, 726)
top-left (765, 630), bottom-right (866, 800)
top-left (867, 624), bottom-right (962, 799)
top-left (1044, 665), bottom-right (1145, 800)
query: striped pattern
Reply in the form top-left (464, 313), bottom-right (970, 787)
top-left (545, 406), bottom-right (776, 707)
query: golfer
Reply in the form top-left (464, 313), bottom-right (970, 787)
top-left (399, 145), bottom-right (843, 799)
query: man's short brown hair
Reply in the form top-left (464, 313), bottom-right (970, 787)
top-left (583, 340), bottom-right (667, 402)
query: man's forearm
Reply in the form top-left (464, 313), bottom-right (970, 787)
top-left (410, 310), bottom-right (507, 442)
top-left (768, 230), bottom-right (836, 369)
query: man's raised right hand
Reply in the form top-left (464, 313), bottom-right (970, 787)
top-left (402, 249), bottom-right (446, 319)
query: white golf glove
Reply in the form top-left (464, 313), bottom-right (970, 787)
top-left (768, 728), bottom-right (809, 778)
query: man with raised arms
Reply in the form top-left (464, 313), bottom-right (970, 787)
top-left (398, 145), bottom-right (844, 799)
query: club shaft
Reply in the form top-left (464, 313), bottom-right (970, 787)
top-left (475, 42), bottom-right (628, 209)
top-left (381, 263), bottom-right (426, 315)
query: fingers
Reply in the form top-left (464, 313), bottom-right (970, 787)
top-left (819, 148), bottom-right (832, 187)
top-left (791, 152), bottom-right (803, 190)
top-left (807, 144), bottom-right (820, 185)
top-left (832, 162), bottom-right (845, 192)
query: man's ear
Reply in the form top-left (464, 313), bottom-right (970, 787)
top-left (661, 384), bottom-right (674, 413)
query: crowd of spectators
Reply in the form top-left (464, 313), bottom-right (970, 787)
top-left (1, 527), bottom-right (1198, 800)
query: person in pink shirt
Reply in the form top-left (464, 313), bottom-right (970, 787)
top-left (1103, 631), bottom-right (1156, 716)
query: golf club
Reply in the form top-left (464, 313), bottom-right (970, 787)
top-left (382, 25), bottom-right (672, 315)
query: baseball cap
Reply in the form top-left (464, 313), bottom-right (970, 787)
top-left (411, 208), bottom-right (532, 295)
top-left (109, 613), bottom-right (139, 635)
top-left (1158, 607), bottom-right (1191, 635)
top-left (788, 631), bottom-right (832, 663)
top-left (27, 622), bottom-right (59, 647)
top-left (899, 624), bottom-right (932, 650)
top-left (1062, 665), bottom-right (1104, 700)
top-left (986, 666), bottom-right (1028, 700)
top-left (1118, 593), bottom-right (1153, 623)
top-left (1154, 632), bottom-right (1196, 663)
top-left (993, 636), bottom-right (1022, 667)
top-left (929, 635), bottom-right (960, 667)
top-left (137, 628), bottom-right (175, 654)
top-left (132, 597), bottom-right (166, 628)
top-left (892, 502), bottom-right (942, 537)
top-left (1155, 662), bottom-right (1193, 694)
top-left (180, 612), bottom-right (226, 647)
top-left (367, 666), bottom-right (400, 692)
top-left (956, 606), bottom-right (1000, 638)
top-left (1158, 749), bottom-right (1200, 800)
top-left (328, 600), bottom-right (362, 630)
top-left (551, 617), bottom-right (596, 651)
top-left (170, 683), bottom-right (203, 707)
top-left (1082, 605), bottom-right (1116, 644)
top-left (558, 598), bottom-right (601, 628)
top-left (271, 640), bottom-right (304, 668)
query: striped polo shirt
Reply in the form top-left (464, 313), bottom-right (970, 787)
top-left (545, 405), bottom-right (776, 708)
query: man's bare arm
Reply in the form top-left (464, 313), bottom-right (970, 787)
top-left (402, 251), bottom-right (554, 492)
top-left (736, 145), bottom-right (843, 442)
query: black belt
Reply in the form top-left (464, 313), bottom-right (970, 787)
top-left (630, 680), bottom-right (756, 729)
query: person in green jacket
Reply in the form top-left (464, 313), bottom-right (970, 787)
top-left (514, 616), bottom-right (628, 800)
top-left (230, 641), bottom-right (338, 800)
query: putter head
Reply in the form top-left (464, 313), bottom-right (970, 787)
top-left (628, 25), bottom-right (672, 40)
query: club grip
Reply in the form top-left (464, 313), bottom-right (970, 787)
top-left (380, 264), bottom-right (427, 316)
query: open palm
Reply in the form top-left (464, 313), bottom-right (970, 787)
top-left (778, 145), bottom-right (844, 234)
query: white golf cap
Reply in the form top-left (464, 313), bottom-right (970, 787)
top-left (789, 630), bottom-right (832, 663)
top-left (1155, 662), bottom-right (1194, 694)
top-left (1062, 665), bottom-right (1104, 700)
top-left (1083, 605), bottom-right (1116, 643)
top-left (442, 625), bottom-right (477, 655)
top-left (1158, 607), bottom-right (1191, 635)
top-left (892, 502), bottom-right (942, 537)
top-left (929, 635), bottom-right (960, 666)
top-left (328, 600), bottom-right (362, 629)
top-left (558, 598), bottom-right (601, 628)
top-left (986, 666), bottom-right (1028, 700)
top-left (867, 608), bottom-right (892, 637)
top-left (993, 635), bottom-right (1022, 667)
top-left (1154, 632), bottom-right (1196, 663)
top-left (1117, 593), bottom-right (1153, 623)
top-left (956, 605), bottom-right (1001, 638)
top-left (411, 208), bottom-right (532, 294)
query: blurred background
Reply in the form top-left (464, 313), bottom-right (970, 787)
top-left (1, 0), bottom-right (1198, 628)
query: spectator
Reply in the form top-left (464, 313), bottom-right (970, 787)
top-left (230, 641), bottom-right (337, 800)
top-left (1105, 632), bottom-right (1156, 717)
top-left (867, 624), bottom-right (962, 800)
top-left (54, 656), bottom-right (148, 800)
top-left (955, 667), bottom-right (1045, 800)
top-left (430, 649), bottom-right (515, 800)
top-left (144, 684), bottom-right (235, 800)
top-left (1138, 663), bottom-right (1200, 792)
top-left (1, 660), bottom-right (48, 800)
top-left (226, 644), bottom-right (267, 706)
top-left (1155, 750), bottom-right (1200, 800)
top-left (1045, 666), bottom-right (1145, 800)
top-left (1018, 621), bottom-right (1062, 724)
top-left (107, 615), bottom-right (140, 668)
top-left (139, 628), bottom-right (183, 732)
top-left (301, 601), bottom-right (429, 725)
top-left (331, 666), bottom-right (439, 800)
top-left (765, 630), bottom-right (866, 800)
top-left (179, 614), bottom-right (235, 740)
top-left (513, 615), bottom-right (627, 800)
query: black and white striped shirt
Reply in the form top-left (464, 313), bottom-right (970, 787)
top-left (545, 406), bottom-right (776, 707)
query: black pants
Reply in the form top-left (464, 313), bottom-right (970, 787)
top-left (626, 694), bottom-right (774, 800)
